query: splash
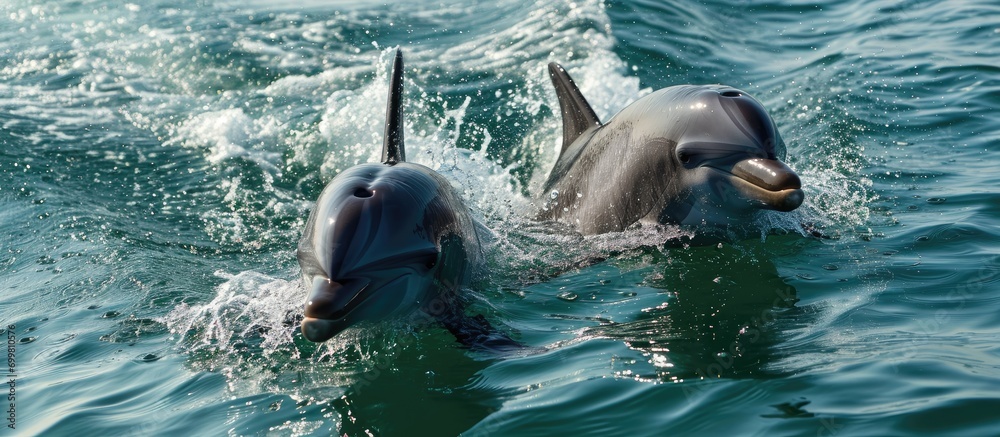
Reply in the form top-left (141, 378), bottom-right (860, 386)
top-left (159, 270), bottom-right (304, 357)
top-left (175, 108), bottom-right (284, 174)
top-left (158, 269), bottom-right (451, 401)
top-left (158, 269), bottom-right (438, 363)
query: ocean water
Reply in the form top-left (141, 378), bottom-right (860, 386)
top-left (2, 0), bottom-right (999, 435)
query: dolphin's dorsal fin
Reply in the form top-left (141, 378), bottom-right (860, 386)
top-left (382, 49), bottom-right (405, 165)
top-left (548, 62), bottom-right (602, 154)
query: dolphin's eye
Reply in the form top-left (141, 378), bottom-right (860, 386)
top-left (678, 151), bottom-right (691, 164)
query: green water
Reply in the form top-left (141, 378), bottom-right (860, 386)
top-left (2, 0), bottom-right (999, 435)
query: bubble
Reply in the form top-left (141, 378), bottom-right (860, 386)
top-left (134, 353), bottom-right (161, 363)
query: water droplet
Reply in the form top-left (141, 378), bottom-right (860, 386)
top-left (556, 291), bottom-right (579, 301)
top-left (822, 264), bottom-right (839, 271)
top-left (926, 197), bottom-right (946, 204)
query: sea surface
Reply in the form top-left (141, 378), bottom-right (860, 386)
top-left (2, 0), bottom-right (999, 435)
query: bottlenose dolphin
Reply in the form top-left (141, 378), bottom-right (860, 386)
top-left (297, 50), bottom-right (506, 347)
top-left (537, 63), bottom-right (804, 235)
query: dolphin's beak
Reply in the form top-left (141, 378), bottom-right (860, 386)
top-left (301, 277), bottom-right (370, 342)
top-left (301, 317), bottom-right (349, 343)
top-left (728, 158), bottom-right (804, 212)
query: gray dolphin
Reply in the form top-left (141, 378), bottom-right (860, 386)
top-left (297, 50), bottom-right (501, 346)
top-left (537, 63), bottom-right (804, 235)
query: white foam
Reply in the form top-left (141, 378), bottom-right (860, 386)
top-left (263, 65), bottom-right (370, 99)
top-left (175, 108), bottom-right (283, 174)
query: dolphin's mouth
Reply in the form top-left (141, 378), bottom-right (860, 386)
top-left (301, 278), bottom-right (370, 342)
top-left (713, 158), bottom-right (804, 212)
top-left (301, 274), bottom-right (409, 343)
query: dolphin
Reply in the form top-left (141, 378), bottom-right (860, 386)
top-left (537, 62), bottom-right (804, 235)
top-left (297, 50), bottom-right (506, 347)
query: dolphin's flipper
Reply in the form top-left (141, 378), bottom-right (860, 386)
top-left (382, 48), bottom-right (405, 165)
top-left (548, 62), bottom-right (602, 155)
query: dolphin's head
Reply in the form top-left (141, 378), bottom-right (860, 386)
top-left (296, 49), bottom-right (477, 342)
top-left (657, 86), bottom-right (803, 227)
top-left (296, 163), bottom-right (474, 342)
